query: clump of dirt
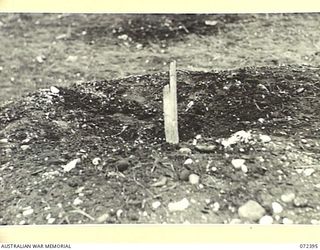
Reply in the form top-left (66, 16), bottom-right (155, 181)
top-left (75, 14), bottom-right (255, 46)
top-left (1, 65), bottom-right (320, 225)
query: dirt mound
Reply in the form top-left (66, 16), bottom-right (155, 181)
top-left (1, 65), bottom-right (320, 224)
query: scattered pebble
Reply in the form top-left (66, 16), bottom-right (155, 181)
top-left (20, 145), bottom-right (30, 151)
top-left (22, 208), bottom-right (34, 216)
top-left (259, 215), bottom-right (274, 225)
top-left (293, 197), bottom-right (308, 207)
top-left (281, 192), bottom-right (295, 203)
top-left (151, 201), bottom-right (161, 210)
top-left (184, 158), bottom-right (194, 165)
top-left (92, 157), bottom-right (101, 166)
top-left (194, 144), bottom-right (216, 153)
top-left (19, 220), bottom-right (26, 225)
top-left (151, 176), bottom-right (167, 187)
top-left (231, 159), bottom-right (246, 169)
top-left (73, 197), bottom-right (83, 206)
top-left (50, 86), bottom-right (60, 94)
top-left (238, 200), bottom-right (266, 221)
top-left (212, 202), bottom-right (220, 212)
top-left (179, 147), bottom-right (192, 155)
top-left (0, 138), bottom-right (9, 144)
top-left (241, 164), bottom-right (248, 173)
top-left (47, 218), bottom-right (56, 224)
top-left (115, 159), bottom-right (130, 172)
top-left (116, 209), bottom-right (123, 218)
top-left (179, 169), bottom-right (191, 181)
top-left (66, 55), bottom-right (78, 62)
top-left (303, 168), bottom-right (315, 176)
top-left (62, 158), bottom-right (80, 172)
top-left (282, 218), bottom-right (294, 224)
top-left (168, 198), bottom-right (190, 212)
top-left (189, 174), bottom-right (200, 185)
top-left (272, 202), bottom-right (283, 214)
top-left (315, 184), bottom-right (320, 189)
top-left (259, 134), bottom-right (272, 143)
top-left (96, 213), bottom-right (110, 223)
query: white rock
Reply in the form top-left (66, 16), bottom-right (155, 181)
top-left (272, 202), bottom-right (283, 214)
top-left (62, 158), bottom-right (80, 172)
top-left (231, 159), bottom-right (246, 169)
top-left (0, 138), bottom-right (9, 143)
top-left (168, 198), bottom-right (190, 212)
top-left (66, 55), bottom-right (78, 62)
top-left (22, 208), bottom-right (34, 216)
top-left (20, 145), bottom-right (30, 151)
top-left (241, 164), bottom-right (248, 173)
top-left (179, 147), bottom-right (192, 155)
top-left (184, 158), bottom-right (194, 165)
top-left (19, 220), bottom-right (26, 225)
top-left (259, 134), bottom-right (272, 143)
top-left (212, 202), bottom-right (220, 212)
top-left (50, 86), bottom-right (60, 94)
top-left (152, 201), bottom-right (161, 210)
top-left (315, 184), bottom-right (320, 189)
top-left (281, 192), bottom-right (295, 203)
top-left (96, 213), bottom-right (110, 223)
top-left (92, 157), bottom-right (101, 166)
top-left (304, 168), bottom-right (315, 176)
top-left (47, 218), bottom-right (56, 224)
top-left (189, 174), bottom-right (200, 185)
top-left (116, 209), bottom-right (123, 218)
top-left (73, 197), bottom-right (83, 206)
top-left (195, 134), bottom-right (202, 140)
top-left (238, 200), bottom-right (266, 221)
top-left (259, 215), bottom-right (274, 224)
top-left (282, 218), bottom-right (294, 224)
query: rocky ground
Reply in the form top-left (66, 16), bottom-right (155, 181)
top-left (1, 14), bottom-right (320, 225)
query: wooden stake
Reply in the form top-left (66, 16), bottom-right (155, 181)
top-left (163, 61), bottom-right (179, 144)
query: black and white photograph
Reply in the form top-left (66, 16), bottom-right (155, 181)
top-left (0, 13), bottom-right (320, 225)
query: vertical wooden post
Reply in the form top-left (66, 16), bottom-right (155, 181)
top-left (163, 61), bottom-right (179, 144)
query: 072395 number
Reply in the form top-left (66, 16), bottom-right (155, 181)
top-left (300, 244), bottom-right (318, 248)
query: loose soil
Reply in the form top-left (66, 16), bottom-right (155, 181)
top-left (1, 64), bottom-right (320, 224)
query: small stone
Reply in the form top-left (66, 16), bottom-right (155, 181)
top-left (301, 139), bottom-right (307, 144)
top-left (303, 168), bottom-right (315, 176)
top-left (241, 164), bottom-right (248, 173)
top-left (282, 218), bottom-right (294, 224)
top-left (194, 144), bottom-right (216, 153)
top-left (281, 192), bottom-right (295, 203)
top-left (62, 158), bottom-right (80, 172)
top-left (73, 197), bottom-right (83, 206)
top-left (151, 176), bottom-right (167, 187)
top-left (116, 209), bottom-right (123, 218)
top-left (20, 145), bottom-right (30, 151)
top-left (179, 169), bottom-right (191, 181)
top-left (184, 158), bottom-right (193, 165)
top-left (151, 201), bottom-right (161, 210)
top-left (195, 134), bottom-right (202, 140)
top-left (66, 55), bottom-right (78, 62)
top-left (0, 138), bottom-right (8, 144)
top-left (22, 208), bottom-right (34, 216)
top-left (212, 202), bottom-right (220, 212)
top-left (259, 134), bottom-right (272, 143)
top-left (168, 198), bottom-right (190, 212)
top-left (96, 213), bottom-right (110, 223)
top-left (259, 215), bottom-right (274, 225)
top-left (92, 157), bottom-right (101, 166)
top-left (189, 174), bottom-right (200, 185)
top-left (272, 202), bottom-right (283, 214)
top-left (238, 200), bottom-right (266, 221)
top-left (50, 86), bottom-right (60, 94)
top-left (19, 220), bottom-right (26, 225)
top-left (115, 159), bottom-right (130, 172)
top-left (293, 197), bottom-right (308, 207)
top-left (47, 218), bottom-right (56, 224)
top-left (231, 159), bottom-right (246, 169)
top-left (179, 147), bottom-right (192, 155)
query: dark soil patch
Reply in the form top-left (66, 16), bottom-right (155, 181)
top-left (1, 65), bottom-right (320, 225)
